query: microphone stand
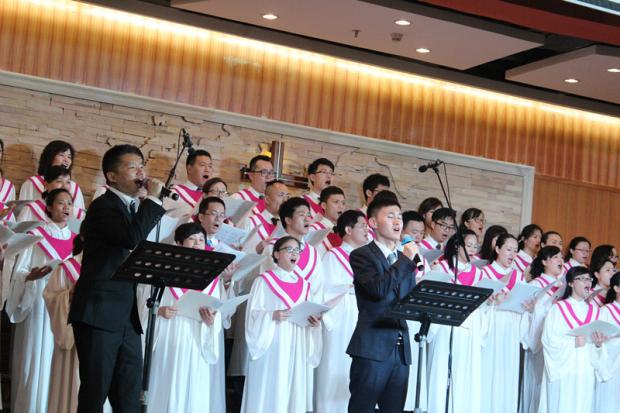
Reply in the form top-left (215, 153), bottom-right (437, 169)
top-left (428, 163), bottom-right (458, 413)
top-left (140, 131), bottom-right (193, 413)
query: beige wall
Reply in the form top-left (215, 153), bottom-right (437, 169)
top-left (0, 76), bottom-right (530, 235)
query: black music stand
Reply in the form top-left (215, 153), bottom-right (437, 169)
top-left (388, 280), bottom-right (493, 413)
top-left (113, 240), bottom-right (236, 413)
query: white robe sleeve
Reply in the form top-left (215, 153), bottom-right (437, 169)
top-left (199, 278), bottom-right (223, 364)
top-left (592, 310), bottom-right (620, 382)
top-left (541, 305), bottom-right (576, 382)
top-left (42, 266), bottom-right (75, 350)
top-left (71, 182), bottom-right (85, 211)
top-left (18, 179), bottom-right (37, 201)
top-left (5, 245), bottom-right (38, 323)
top-left (520, 297), bottom-right (552, 353)
top-left (245, 276), bottom-right (278, 360)
top-left (320, 253), bottom-right (352, 332)
top-left (306, 277), bottom-right (323, 368)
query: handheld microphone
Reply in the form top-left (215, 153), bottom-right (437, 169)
top-left (401, 235), bottom-right (425, 272)
top-left (136, 178), bottom-right (180, 201)
top-left (418, 160), bottom-right (444, 173)
top-left (181, 128), bottom-right (196, 155)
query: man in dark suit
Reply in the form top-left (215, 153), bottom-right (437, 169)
top-left (347, 196), bottom-right (419, 413)
top-left (68, 144), bottom-right (166, 413)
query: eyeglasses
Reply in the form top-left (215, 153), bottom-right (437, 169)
top-left (278, 246), bottom-right (303, 255)
top-left (207, 190), bottom-right (229, 197)
top-left (436, 221), bottom-right (457, 232)
top-left (203, 211), bottom-right (226, 219)
top-left (573, 276), bottom-right (593, 283)
top-left (251, 169), bottom-right (276, 177)
top-left (315, 170), bottom-right (335, 176)
top-left (574, 248), bottom-right (591, 254)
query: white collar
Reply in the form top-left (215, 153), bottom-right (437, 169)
top-left (305, 191), bottom-right (320, 202)
top-left (340, 242), bottom-right (354, 253)
top-left (43, 221), bottom-right (72, 238)
top-left (181, 180), bottom-right (200, 191)
top-left (423, 235), bottom-right (441, 249)
top-left (273, 266), bottom-right (298, 282)
top-left (107, 186), bottom-right (138, 210)
top-left (374, 239), bottom-right (397, 259)
top-left (491, 260), bottom-right (513, 275)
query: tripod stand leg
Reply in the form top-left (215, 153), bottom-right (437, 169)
top-left (140, 286), bottom-right (164, 412)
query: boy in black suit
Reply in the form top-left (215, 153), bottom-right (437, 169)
top-left (347, 196), bottom-right (420, 413)
top-left (68, 145), bottom-right (166, 413)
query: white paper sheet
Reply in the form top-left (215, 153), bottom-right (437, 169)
top-left (471, 259), bottom-right (488, 269)
top-left (147, 214), bottom-right (183, 244)
top-left (215, 223), bottom-right (252, 247)
top-left (5, 200), bottom-right (33, 217)
top-left (422, 270), bottom-right (454, 283)
top-left (232, 253), bottom-right (268, 282)
top-left (176, 291), bottom-right (250, 321)
top-left (476, 278), bottom-right (506, 294)
top-left (5, 233), bottom-right (43, 256)
top-left (304, 228), bottom-right (332, 247)
top-left (7, 220), bottom-right (43, 234)
top-left (567, 320), bottom-right (620, 342)
top-left (497, 282), bottom-right (542, 313)
top-left (224, 197), bottom-right (256, 225)
top-left (287, 301), bottom-right (330, 327)
top-left (421, 249), bottom-right (443, 263)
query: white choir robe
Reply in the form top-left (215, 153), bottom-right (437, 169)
top-left (148, 276), bottom-right (232, 413)
top-left (519, 274), bottom-right (560, 413)
top-left (514, 249), bottom-right (534, 275)
top-left (0, 176), bottom-right (14, 411)
top-left (16, 199), bottom-right (86, 224)
top-left (538, 298), bottom-right (602, 413)
top-left (229, 210), bottom-right (278, 377)
top-left (260, 238), bottom-right (324, 411)
top-left (302, 191), bottom-right (323, 222)
top-left (314, 243), bottom-right (358, 413)
top-left (593, 302), bottom-right (620, 413)
top-left (19, 176), bottom-right (85, 211)
top-left (5, 222), bottom-right (72, 413)
top-left (240, 267), bottom-right (322, 413)
top-left (562, 257), bottom-right (585, 275)
top-left (480, 262), bottom-right (525, 413)
top-left (231, 186), bottom-right (265, 218)
top-left (162, 181), bottom-right (203, 220)
top-left (425, 260), bottom-right (489, 413)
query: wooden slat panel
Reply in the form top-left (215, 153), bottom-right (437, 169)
top-left (0, 0), bottom-right (618, 190)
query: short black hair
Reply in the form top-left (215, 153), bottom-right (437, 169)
top-left (198, 196), bottom-right (225, 214)
top-left (44, 188), bottom-right (72, 218)
top-left (101, 145), bottom-right (144, 186)
top-left (491, 233), bottom-right (518, 262)
top-left (431, 207), bottom-right (456, 223)
top-left (443, 229), bottom-right (477, 270)
top-left (186, 149), bottom-right (212, 167)
top-left (249, 155), bottom-right (272, 171)
top-left (479, 225), bottom-right (508, 261)
top-left (174, 222), bottom-right (206, 244)
top-left (38, 140), bottom-right (75, 175)
top-left (308, 158), bottom-right (335, 175)
top-left (44, 165), bottom-right (71, 183)
top-left (319, 186), bottom-right (345, 204)
top-left (565, 236), bottom-right (591, 261)
top-left (335, 209), bottom-right (365, 238)
top-left (367, 197), bottom-right (400, 219)
top-left (362, 173), bottom-right (390, 201)
top-left (562, 266), bottom-right (590, 300)
top-left (403, 210), bottom-right (424, 228)
top-left (202, 177), bottom-right (227, 194)
top-left (372, 190), bottom-right (398, 203)
top-left (279, 197), bottom-right (310, 229)
top-left (517, 224), bottom-right (543, 250)
top-left (541, 230), bottom-right (562, 246)
top-left (530, 246), bottom-right (562, 278)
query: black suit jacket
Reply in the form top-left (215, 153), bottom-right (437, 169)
top-left (68, 190), bottom-right (165, 333)
top-left (346, 241), bottom-right (417, 364)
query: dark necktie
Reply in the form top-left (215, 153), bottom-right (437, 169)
top-left (129, 201), bottom-right (137, 219)
top-left (387, 251), bottom-right (398, 265)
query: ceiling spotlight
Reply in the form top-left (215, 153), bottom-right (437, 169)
top-left (395, 19), bottom-right (411, 26)
top-left (608, 68), bottom-right (620, 73)
top-left (564, 78), bottom-right (579, 83)
top-left (262, 13), bottom-right (278, 20)
top-left (416, 48), bottom-right (431, 54)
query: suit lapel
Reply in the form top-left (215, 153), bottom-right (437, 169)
top-left (368, 241), bottom-right (388, 271)
top-left (104, 189), bottom-right (132, 221)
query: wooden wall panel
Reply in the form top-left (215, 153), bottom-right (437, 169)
top-left (533, 175), bottom-right (620, 248)
top-left (0, 0), bottom-right (618, 187)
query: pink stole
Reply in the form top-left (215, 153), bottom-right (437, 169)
top-left (249, 213), bottom-right (276, 241)
top-left (605, 302), bottom-right (620, 326)
top-left (514, 252), bottom-right (532, 273)
top-left (173, 184), bottom-right (203, 208)
top-left (591, 293), bottom-right (606, 308)
top-left (438, 259), bottom-right (480, 286)
top-left (420, 239), bottom-right (438, 251)
top-left (532, 275), bottom-right (560, 297)
top-left (303, 194), bottom-right (324, 216)
top-left (27, 199), bottom-right (49, 222)
top-left (555, 299), bottom-right (599, 329)
top-left (31, 226), bottom-right (80, 284)
top-left (294, 243), bottom-right (318, 281)
top-left (329, 247), bottom-right (353, 278)
top-left (0, 178), bottom-right (14, 220)
top-left (260, 270), bottom-right (309, 309)
top-left (358, 209), bottom-right (376, 240)
top-left (238, 188), bottom-right (265, 214)
top-left (169, 278), bottom-right (220, 300)
top-left (484, 264), bottom-right (521, 291)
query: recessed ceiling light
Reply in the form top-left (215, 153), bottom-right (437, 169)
top-left (416, 48), bottom-right (431, 54)
top-left (608, 68), bottom-right (620, 73)
top-left (395, 19), bottom-right (411, 26)
top-left (262, 13), bottom-right (278, 20)
top-left (564, 78), bottom-right (579, 83)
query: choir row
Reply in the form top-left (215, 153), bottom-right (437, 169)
top-left (0, 139), bottom-right (618, 413)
